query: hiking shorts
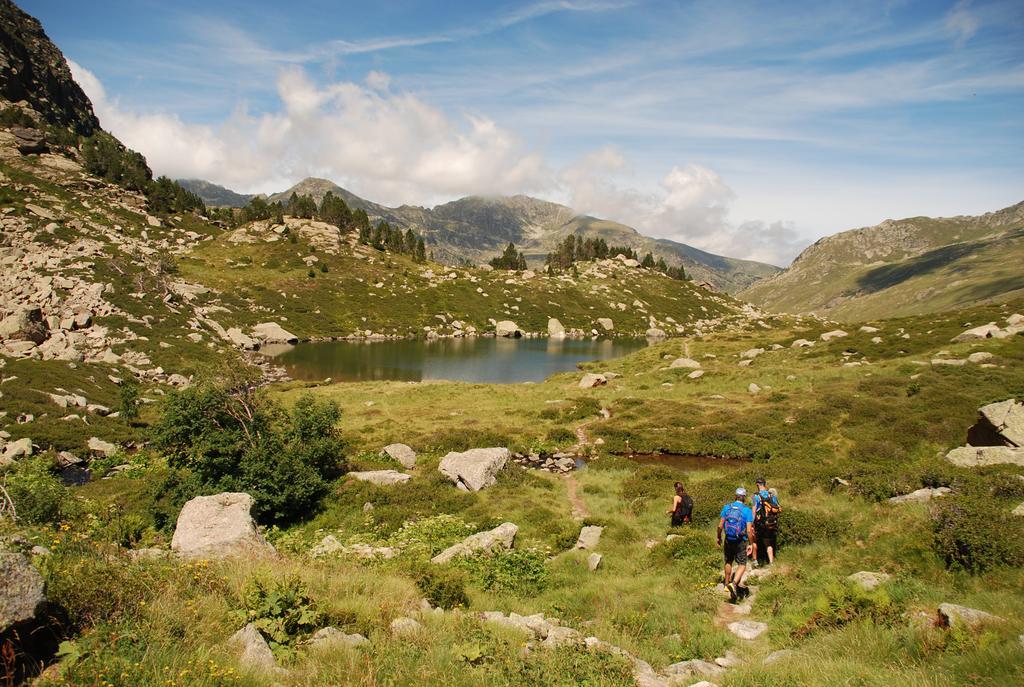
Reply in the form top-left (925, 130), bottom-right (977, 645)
top-left (723, 539), bottom-right (747, 565)
top-left (756, 527), bottom-right (777, 552)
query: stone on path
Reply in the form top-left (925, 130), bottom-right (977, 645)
top-left (432, 522), bottom-right (518, 564)
top-left (438, 447), bottom-right (509, 491)
top-left (575, 525), bottom-right (603, 550)
top-left (727, 620), bottom-right (768, 640)
top-left (171, 493), bottom-right (275, 559)
top-left (579, 373), bottom-right (607, 389)
top-left (0, 552), bottom-right (46, 633)
top-left (348, 470), bottom-right (412, 486)
top-left (937, 603), bottom-right (1005, 630)
top-left (381, 443), bottom-right (417, 468)
top-left (888, 487), bottom-right (951, 503)
top-left (229, 623), bottom-right (285, 676)
top-left (847, 571), bottom-right (891, 591)
top-left (588, 553), bottom-right (603, 571)
top-left (945, 446), bottom-right (1024, 468)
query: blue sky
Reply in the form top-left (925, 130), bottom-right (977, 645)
top-left (23, 0), bottom-right (1024, 264)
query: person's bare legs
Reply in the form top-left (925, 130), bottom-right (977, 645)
top-left (767, 545), bottom-right (775, 564)
top-left (724, 562), bottom-right (732, 585)
top-left (732, 563), bottom-right (746, 587)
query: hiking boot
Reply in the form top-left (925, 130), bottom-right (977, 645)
top-left (738, 585), bottom-right (750, 600)
top-left (726, 582), bottom-right (737, 602)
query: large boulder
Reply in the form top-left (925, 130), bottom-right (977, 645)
top-left (645, 328), bottom-right (667, 339)
top-left (596, 318), bottom-right (614, 331)
top-left (579, 373), bottom-right (607, 389)
top-left (888, 487), bottom-right (951, 503)
top-left (1, 437), bottom-right (33, 464)
top-left (820, 330), bottom-right (848, 341)
top-left (945, 445), bottom-right (1024, 468)
top-left (0, 307), bottom-right (48, 344)
top-left (431, 522), bottom-right (518, 564)
top-left (229, 623), bottom-right (285, 675)
top-left (12, 127), bottom-right (47, 154)
top-left (967, 399), bottom-right (1024, 447)
top-left (171, 493), bottom-right (275, 559)
top-left (952, 323), bottom-right (1001, 342)
top-left (381, 443), bottom-right (417, 469)
top-left (669, 357), bottom-right (701, 369)
top-left (575, 525), bottom-right (603, 550)
top-left (548, 318), bottom-right (566, 339)
top-left (225, 327), bottom-right (259, 350)
top-left (251, 322), bottom-right (299, 345)
top-left (937, 603), bottom-right (1005, 630)
top-left (347, 470), bottom-right (412, 486)
top-left (495, 321), bottom-right (522, 338)
top-left (0, 552), bottom-right (46, 633)
top-left (438, 447), bottom-right (509, 491)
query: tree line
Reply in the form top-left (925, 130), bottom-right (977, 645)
top-left (541, 234), bottom-right (687, 279)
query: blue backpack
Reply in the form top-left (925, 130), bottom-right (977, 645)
top-left (723, 503), bottom-right (746, 542)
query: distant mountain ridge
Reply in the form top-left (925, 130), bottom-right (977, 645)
top-left (177, 179), bottom-right (252, 208)
top-left (739, 201), bottom-right (1024, 321)
top-left (180, 176), bottom-right (780, 293)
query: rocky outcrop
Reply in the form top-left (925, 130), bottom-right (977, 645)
top-left (578, 373), bottom-right (607, 389)
top-left (888, 487), bottom-right (951, 503)
top-left (0, 0), bottom-right (100, 135)
top-left (945, 446), bottom-right (1024, 468)
top-left (937, 603), bottom-right (1005, 630)
top-left (967, 398), bottom-right (1024, 447)
top-left (171, 493), bottom-right (275, 559)
top-left (251, 322), bottom-right (298, 345)
top-left (431, 522), bottom-right (518, 564)
top-left (347, 470), bottom-right (412, 486)
top-left (381, 443), bottom-right (417, 469)
top-left (438, 447), bottom-right (509, 491)
top-left (0, 551), bottom-right (46, 633)
top-left (495, 320), bottom-right (522, 338)
top-left (0, 306), bottom-right (47, 343)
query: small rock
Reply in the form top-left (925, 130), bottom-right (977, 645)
top-left (348, 470), bottom-right (412, 486)
top-left (669, 358), bottom-right (701, 369)
top-left (847, 571), bottom-right (891, 591)
top-left (727, 620), bottom-right (768, 640)
top-left (748, 383), bottom-right (761, 394)
top-left (575, 525), bottom-right (603, 550)
top-left (390, 617), bottom-right (423, 636)
top-left (381, 443), bottom-right (417, 469)
top-left (431, 522), bottom-right (518, 564)
top-left (308, 626), bottom-right (368, 649)
top-left (820, 330), bottom-right (848, 341)
top-left (229, 623), bottom-right (285, 676)
top-left (587, 553), bottom-right (602, 571)
top-left (579, 373), bottom-right (608, 389)
top-left (888, 487), bottom-right (951, 503)
top-left (763, 649), bottom-right (796, 665)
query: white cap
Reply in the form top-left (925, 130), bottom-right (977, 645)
top-left (736, 487), bottom-right (747, 497)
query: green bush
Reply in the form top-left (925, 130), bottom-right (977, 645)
top-left (648, 528), bottom-right (718, 567)
top-left (4, 457), bottom-right (69, 525)
top-left (931, 495), bottom-right (1024, 573)
top-left (457, 548), bottom-right (549, 595)
top-left (793, 580), bottom-right (901, 638)
top-left (234, 576), bottom-right (323, 657)
top-left (386, 514), bottom-right (475, 557)
top-left (151, 374), bottom-right (347, 525)
top-left (776, 507), bottom-right (847, 547)
top-left (412, 564), bottom-right (470, 609)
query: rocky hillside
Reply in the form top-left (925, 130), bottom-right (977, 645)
top-left (739, 201), bottom-right (1024, 321)
top-left (176, 178), bottom-right (252, 207)
top-left (187, 176), bottom-right (781, 293)
top-left (0, 0), bottom-right (97, 135)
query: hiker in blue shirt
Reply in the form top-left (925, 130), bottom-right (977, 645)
top-left (717, 487), bottom-right (755, 602)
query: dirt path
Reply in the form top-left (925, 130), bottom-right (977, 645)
top-left (563, 472), bottom-right (590, 521)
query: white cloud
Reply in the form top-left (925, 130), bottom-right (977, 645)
top-left (560, 150), bottom-right (801, 265)
top-left (70, 60), bottom-right (804, 265)
top-left (946, 0), bottom-right (980, 47)
top-left (70, 61), bottom-right (552, 203)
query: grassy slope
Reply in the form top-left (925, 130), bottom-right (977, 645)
top-left (741, 203), bottom-right (1024, 321)
top-left (29, 299), bottom-right (1023, 686)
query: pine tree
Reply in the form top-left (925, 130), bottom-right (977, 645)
top-left (641, 252), bottom-right (656, 269)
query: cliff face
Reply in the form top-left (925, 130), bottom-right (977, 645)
top-left (0, 0), bottom-right (99, 134)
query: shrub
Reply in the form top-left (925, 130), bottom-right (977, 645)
top-left (151, 370), bottom-right (347, 525)
top-left (793, 580), bottom-right (901, 639)
top-left (412, 564), bottom-right (470, 609)
top-left (234, 576), bottom-right (323, 657)
top-left (776, 507), bottom-right (847, 547)
top-left (931, 495), bottom-right (1024, 573)
top-left (386, 514), bottom-right (476, 557)
top-left (456, 548), bottom-right (549, 595)
top-left (4, 457), bottom-right (68, 525)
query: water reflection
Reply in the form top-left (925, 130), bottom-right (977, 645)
top-left (264, 337), bottom-right (647, 383)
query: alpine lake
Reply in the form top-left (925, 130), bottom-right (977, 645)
top-left (259, 336), bottom-right (650, 383)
